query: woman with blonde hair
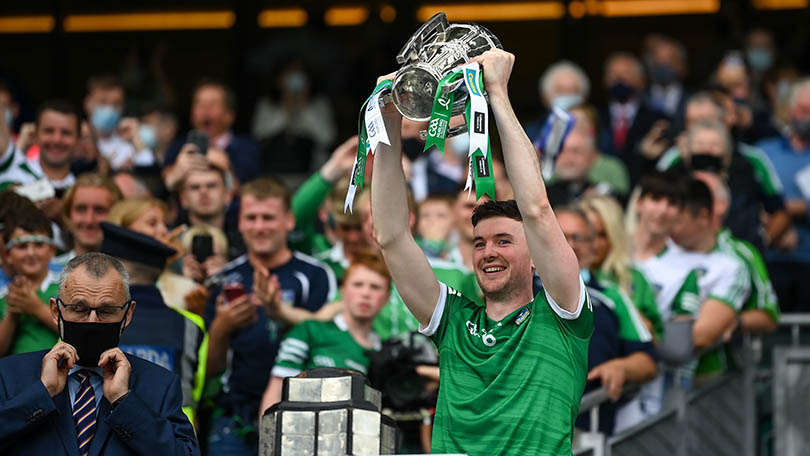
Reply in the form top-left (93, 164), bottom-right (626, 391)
top-left (108, 197), bottom-right (205, 313)
top-left (578, 195), bottom-right (663, 339)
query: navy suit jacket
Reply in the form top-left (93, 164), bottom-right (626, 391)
top-left (0, 350), bottom-right (199, 455)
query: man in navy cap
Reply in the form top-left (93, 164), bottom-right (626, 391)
top-left (99, 222), bottom-right (208, 428)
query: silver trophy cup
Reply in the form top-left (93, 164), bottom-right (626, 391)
top-left (392, 12), bottom-right (502, 122)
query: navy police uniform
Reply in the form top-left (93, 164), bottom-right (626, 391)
top-left (100, 222), bottom-right (208, 426)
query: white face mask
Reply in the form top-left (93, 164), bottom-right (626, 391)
top-left (551, 94), bottom-right (584, 111)
top-left (448, 133), bottom-right (470, 157)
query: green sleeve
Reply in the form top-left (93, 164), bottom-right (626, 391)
top-left (274, 321), bottom-right (314, 373)
top-left (671, 270), bottom-right (701, 316)
top-left (740, 144), bottom-right (784, 196)
top-left (603, 286), bottom-right (653, 342)
top-left (631, 268), bottom-right (665, 339)
top-left (734, 238), bottom-right (780, 323)
top-left (289, 172), bottom-right (333, 254)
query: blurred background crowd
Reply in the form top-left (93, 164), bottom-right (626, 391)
top-left (2, 1), bottom-right (810, 454)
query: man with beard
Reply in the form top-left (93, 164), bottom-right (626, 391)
top-left (371, 50), bottom-right (592, 455)
top-left (0, 252), bottom-right (199, 455)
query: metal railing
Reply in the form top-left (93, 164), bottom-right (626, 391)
top-left (574, 313), bottom-right (810, 456)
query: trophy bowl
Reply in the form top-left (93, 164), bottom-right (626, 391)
top-left (392, 13), bottom-right (502, 122)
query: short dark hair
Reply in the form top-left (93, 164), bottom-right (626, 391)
top-left (639, 170), bottom-right (686, 207)
top-left (36, 99), bottom-right (80, 131)
top-left (2, 207), bottom-right (53, 244)
top-left (471, 200), bottom-right (522, 227)
top-left (683, 177), bottom-right (713, 217)
top-left (193, 78), bottom-right (237, 113)
top-left (0, 190), bottom-right (38, 225)
top-left (86, 74), bottom-right (124, 94)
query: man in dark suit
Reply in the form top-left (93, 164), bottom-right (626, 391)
top-left (0, 252), bottom-right (199, 455)
top-left (162, 79), bottom-right (260, 188)
top-left (598, 52), bottom-right (670, 186)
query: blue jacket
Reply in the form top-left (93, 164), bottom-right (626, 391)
top-left (0, 350), bottom-right (199, 455)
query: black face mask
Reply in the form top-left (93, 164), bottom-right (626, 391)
top-left (650, 63), bottom-right (677, 86)
top-left (58, 306), bottom-right (129, 366)
top-left (609, 82), bottom-right (636, 103)
top-left (402, 138), bottom-right (424, 162)
top-left (690, 154), bottom-right (725, 173)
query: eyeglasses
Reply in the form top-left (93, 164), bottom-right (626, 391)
top-left (56, 298), bottom-right (130, 322)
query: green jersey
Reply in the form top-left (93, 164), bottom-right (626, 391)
top-left (0, 143), bottom-right (41, 191)
top-left (656, 143), bottom-right (783, 198)
top-left (717, 229), bottom-right (779, 323)
top-left (423, 280), bottom-right (593, 455)
top-left (636, 247), bottom-right (701, 321)
top-left (373, 258), bottom-right (481, 341)
top-left (594, 268), bottom-right (664, 339)
top-left (0, 271), bottom-right (60, 354)
top-left (272, 314), bottom-right (380, 378)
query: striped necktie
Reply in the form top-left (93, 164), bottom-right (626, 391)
top-left (73, 370), bottom-right (97, 456)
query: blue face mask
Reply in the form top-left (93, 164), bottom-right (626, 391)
top-left (551, 94), bottom-right (583, 112)
top-left (138, 124), bottom-right (157, 150)
top-left (91, 105), bottom-right (121, 134)
top-left (4, 107), bottom-right (12, 128)
top-left (746, 48), bottom-right (773, 72)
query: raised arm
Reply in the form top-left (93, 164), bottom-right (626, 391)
top-left (473, 50), bottom-right (581, 312)
top-left (371, 75), bottom-right (441, 326)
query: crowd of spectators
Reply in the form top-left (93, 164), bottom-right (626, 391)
top-left (0, 27), bottom-right (808, 454)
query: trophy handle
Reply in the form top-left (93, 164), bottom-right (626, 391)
top-left (395, 12), bottom-right (449, 65)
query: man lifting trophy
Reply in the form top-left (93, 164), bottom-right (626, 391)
top-left (367, 12), bottom-right (594, 456)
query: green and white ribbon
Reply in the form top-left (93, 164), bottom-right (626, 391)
top-left (460, 62), bottom-right (495, 200)
top-left (423, 71), bottom-right (464, 154)
top-left (345, 79), bottom-right (393, 213)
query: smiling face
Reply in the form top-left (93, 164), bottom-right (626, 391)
top-left (342, 265), bottom-right (390, 323)
top-left (37, 109), bottom-right (78, 169)
top-left (67, 186), bottom-right (115, 253)
top-left (472, 216), bottom-right (534, 302)
top-left (636, 194), bottom-right (682, 238)
top-left (3, 228), bottom-right (54, 279)
top-left (238, 195), bottom-right (294, 258)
